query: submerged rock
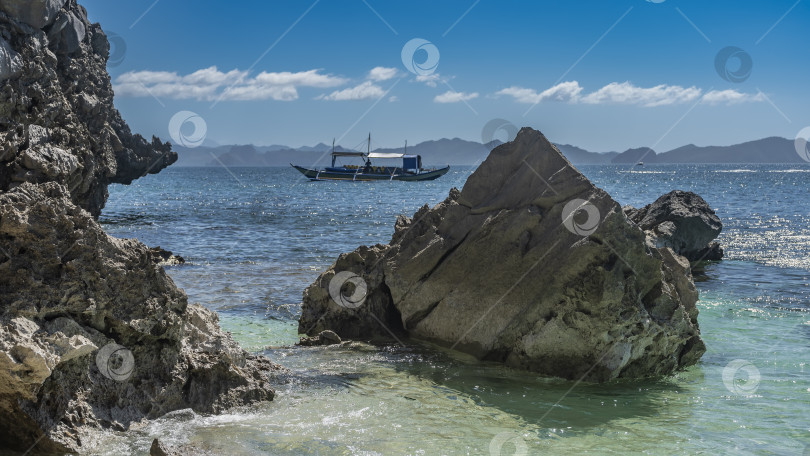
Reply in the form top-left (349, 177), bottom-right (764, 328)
top-left (0, 0), bottom-right (176, 217)
top-left (0, 183), bottom-right (281, 453)
top-left (300, 128), bottom-right (706, 382)
top-left (624, 190), bottom-right (723, 261)
top-left (298, 330), bottom-right (343, 346)
top-left (149, 245), bottom-right (186, 266)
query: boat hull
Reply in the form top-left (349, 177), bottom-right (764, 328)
top-left (291, 165), bottom-right (450, 181)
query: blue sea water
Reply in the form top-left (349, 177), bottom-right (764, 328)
top-left (91, 164), bottom-right (810, 455)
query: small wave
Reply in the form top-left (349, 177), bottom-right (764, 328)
top-left (768, 169), bottom-right (810, 173)
top-left (715, 169), bottom-right (756, 173)
top-left (618, 171), bottom-right (675, 174)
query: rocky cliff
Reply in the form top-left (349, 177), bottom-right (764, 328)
top-left (300, 128), bottom-right (707, 382)
top-left (0, 0), bottom-right (175, 217)
top-left (0, 1), bottom-right (278, 453)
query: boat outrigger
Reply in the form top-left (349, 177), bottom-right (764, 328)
top-left (291, 135), bottom-right (450, 182)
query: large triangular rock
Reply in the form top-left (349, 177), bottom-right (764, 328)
top-left (300, 128), bottom-right (705, 382)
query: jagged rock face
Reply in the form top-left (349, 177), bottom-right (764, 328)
top-left (625, 190), bottom-right (724, 261)
top-left (0, 183), bottom-right (280, 453)
top-left (0, 0), bottom-right (176, 217)
top-left (300, 128), bottom-right (706, 382)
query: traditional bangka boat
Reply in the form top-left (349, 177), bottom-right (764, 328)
top-left (291, 135), bottom-right (450, 182)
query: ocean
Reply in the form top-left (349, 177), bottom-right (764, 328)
top-left (90, 164), bottom-right (809, 455)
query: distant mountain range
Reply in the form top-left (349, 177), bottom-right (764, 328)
top-left (172, 136), bottom-right (806, 167)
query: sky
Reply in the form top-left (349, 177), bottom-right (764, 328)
top-left (81, 0), bottom-right (809, 152)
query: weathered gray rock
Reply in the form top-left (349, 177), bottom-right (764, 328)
top-left (624, 190), bottom-right (723, 261)
top-left (0, 183), bottom-right (282, 453)
top-left (0, 0), bottom-right (67, 29)
top-left (47, 9), bottom-right (86, 54)
top-left (0, 36), bottom-right (22, 81)
top-left (300, 128), bottom-right (706, 382)
top-left (0, 0), bottom-right (176, 217)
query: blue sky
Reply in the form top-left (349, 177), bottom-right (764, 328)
top-left (82, 0), bottom-right (808, 152)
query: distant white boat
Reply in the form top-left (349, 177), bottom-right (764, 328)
top-left (636, 161), bottom-right (644, 166)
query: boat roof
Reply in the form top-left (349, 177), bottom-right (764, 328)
top-left (368, 153), bottom-right (418, 159)
top-left (331, 151), bottom-right (366, 157)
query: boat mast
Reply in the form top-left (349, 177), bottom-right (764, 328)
top-left (367, 133), bottom-right (371, 165)
top-left (331, 138), bottom-right (336, 167)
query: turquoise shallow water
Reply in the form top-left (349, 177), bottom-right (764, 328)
top-left (91, 164), bottom-right (810, 455)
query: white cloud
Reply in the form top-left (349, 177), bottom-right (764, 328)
top-left (368, 66), bottom-right (399, 81)
top-left (434, 90), bottom-right (479, 103)
top-left (495, 86), bottom-right (544, 104)
top-left (701, 89), bottom-right (766, 105)
top-left (388, 95), bottom-right (399, 102)
top-left (580, 82), bottom-right (701, 107)
top-left (415, 73), bottom-right (441, 87)
top-left (114, 66), bottom-right (348, 101)
top-left (318, 81), bottom-right (385, 101)
top-left (497, 81), bottom-right (764, 107)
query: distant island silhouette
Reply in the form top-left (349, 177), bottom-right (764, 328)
top-left (173, 136), bottom-right (806, 167)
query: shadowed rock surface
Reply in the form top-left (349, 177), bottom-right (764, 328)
top-left (0, 1), bottom-right (279, 453)
top-left (624, 190), bottom-right (724, 261)
top-left (0, 0), bottom-right (175, 217)
top-left (300, 128), bottom-right (706, 382)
